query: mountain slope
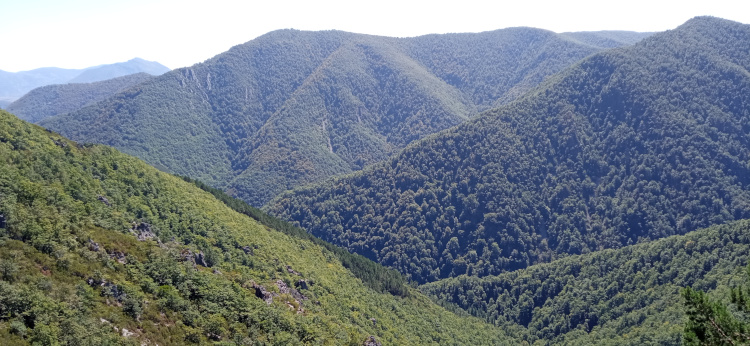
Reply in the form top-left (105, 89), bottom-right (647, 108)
top-left (68, 58), bottom-right (169, 84)
top-left (0, 58), bottom-right (169, 104)
top-left (266, 17), bottom-right (750, 284)
top-left (7, 73), bottom-right (154, 123)
top-left (0, 68), bottom-right (82, 103)
top-left (40, 27), bottom-right (642, 206)
top-left (422, 219), bottom-right (750, 345)
top-left (0, 109), bottom-right (511, 345)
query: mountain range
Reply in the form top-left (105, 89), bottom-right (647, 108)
top-left (3, 15), bottom-right (750, 345)
top-left (266, 16), bottom-right (750, 284)
top-left (39, 28), bottom-right (649, 206)
top-left (7, 73), bottom-right (154, 123)
top-left (0, 58), bottom-right (169, 107)
top-left (0, 109), bottom-right (512, 344)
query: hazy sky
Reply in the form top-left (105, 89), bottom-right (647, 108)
top-left (1, 0), bottom-right (749, 72)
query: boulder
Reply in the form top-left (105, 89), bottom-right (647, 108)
top-left (195, 251), bottom-right (209, 267)
top-left (363, 336), bottom-right (382, 346)
top-left (252, 283), bottom-right (277, 304)
top-left (97, 195), bottom-right (111, 207)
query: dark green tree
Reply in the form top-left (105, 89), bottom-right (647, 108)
top-left (683, 265), bottom-right (750, 345)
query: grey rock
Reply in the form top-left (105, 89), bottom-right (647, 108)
top-left (88, 239), bottom-right (100, 252)
top-left (363, 336), bottom-right (382, 346)
top-left (195, 251), bottom-right (209, 267)
top-left (97, 195), bottom-right (111, 207)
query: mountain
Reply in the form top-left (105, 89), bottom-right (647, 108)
top-left (421, 219), bottom-right (750, 345)
top-left (39, 28), bottom-right (646, 206)
top-left (559, 30), bottom-right (654, 49)
top-left (0, 109), bottom-right (511, 344)
top-left (7, 73), bottom-right (154, 123)
top-left (67, 58), bottom-right (170, 84)
top-left (265, 17), bottom-right (750, 284)
top-left (0, 58), bottom-right (169, 104)
top-left (0, 67), bottom-right (82, 103)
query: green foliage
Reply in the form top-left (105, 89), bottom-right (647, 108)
top-left (0, 110), bottom-right (510, 344)
top-left (40, 28), bottom-right (636, 206)
top-left (422, 219), bottom-right (750, 344)
top-left (267, 16), bottom-right (750, 284)
top-left (682, 263), bottom-right (750, 345)
top-left (7, 73), bottom-right (154, 123)
top-left (179, 175), bottom-right (410, 297)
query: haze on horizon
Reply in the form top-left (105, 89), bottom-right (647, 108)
top-left (1, 0), bottom-right (748, 72)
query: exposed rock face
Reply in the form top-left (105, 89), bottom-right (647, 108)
top-left (276, 279), bottom-right (307, 314)
top-left (295, 279), bottom-right (309, 290)
top-left (363, 336), bottom-right (382, 346)
top-left (252, 283), bottom-right (277, 305)
top-left (195, 251), bottom-right (209, 267)
top-left (97, 195), bottom-right (111, 207)
top-left (286, 265), bottom-right (301, 276)
top-left (179, 249), bottom-right (194, 263)
top-left (109, 250), bottom-right (127, 264)
top-left (131, 222), bottom-right (156, 241)
top-left (241, 245), bottom-right (253, 255)
top-left (88, 239), bottom-right (100, 252)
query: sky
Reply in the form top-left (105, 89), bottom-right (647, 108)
top-left (1, 0), bottom-right (749, 72)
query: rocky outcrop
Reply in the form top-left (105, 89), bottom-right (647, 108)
top-left (286, 265), bottom-right (301, 276)
top-left (130, 222), bottom-right (156, 241)
top-left (195, 251), bottom-right (209, 267)
top-left (363, 336), bottom-right (382, 346)
top-left (252, 283), bottom-right (277, 305)
top-left (295, 279), bottom-right (309, 290)
top-left (97, 195), bottom-right (111, 207)
top-left (88, 239), bottom-right (100, 252)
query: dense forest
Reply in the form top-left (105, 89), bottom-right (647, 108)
top-left (0, 110), bottom-right (511, 345)
top-left (422, 220), bottom-right (750, 345)
top-left (7, 73), bottom-right (154, 123)
top-left (266, 17), bottom-right (750, 284)
top-left (39, 28), bottom-right (646, 206)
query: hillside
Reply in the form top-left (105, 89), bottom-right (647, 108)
top-left (422, 219), bottom-right (750, 345)
top-left (7, 73), bottom-right (154, 123)
top-left (68, 58), bottom-right (170, 84)
top-left (266, 17), bottom-right (750, 284)
top-left (39, 28), bottom-right (643, 206)
top-left (0, 110), bottom-right (511, 345)
top-left (0, 58), bottom-right (169, 104)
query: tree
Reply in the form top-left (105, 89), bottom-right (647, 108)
top-left (683, 265), bottom-right (750, 345)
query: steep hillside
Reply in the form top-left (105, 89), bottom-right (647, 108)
top-left (0, 110), bottom-right (511, 345)
top-left (422, 219), bottom-right (750, 345)
top-left (266, 17), bottom-right (750, 284)
top-left (7, 73), bottom-right (154, 123)
top-left (0, 59), bottom-right (168, 104)
top-left (68, 58), bottom-right (169, 83)
top-left (559, 31), bottom-right (653, 49)
top-left (40, 27), bottom-right (640, 206)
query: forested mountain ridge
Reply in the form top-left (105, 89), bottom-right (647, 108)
top-left (0, 109), bottom-right (512, 345)
top-left (266, 16), bottom-right (750, 284)
top-left (421, 219), bottom-right (750, 345)
top-left (39, 27), bottom-right (643, 206)
top-left (67, 58), bottom-right (169, 84)
top-left (0, 58), bottom-right (168, 105)
top-left (7, 73), bottom-right (154, 123)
